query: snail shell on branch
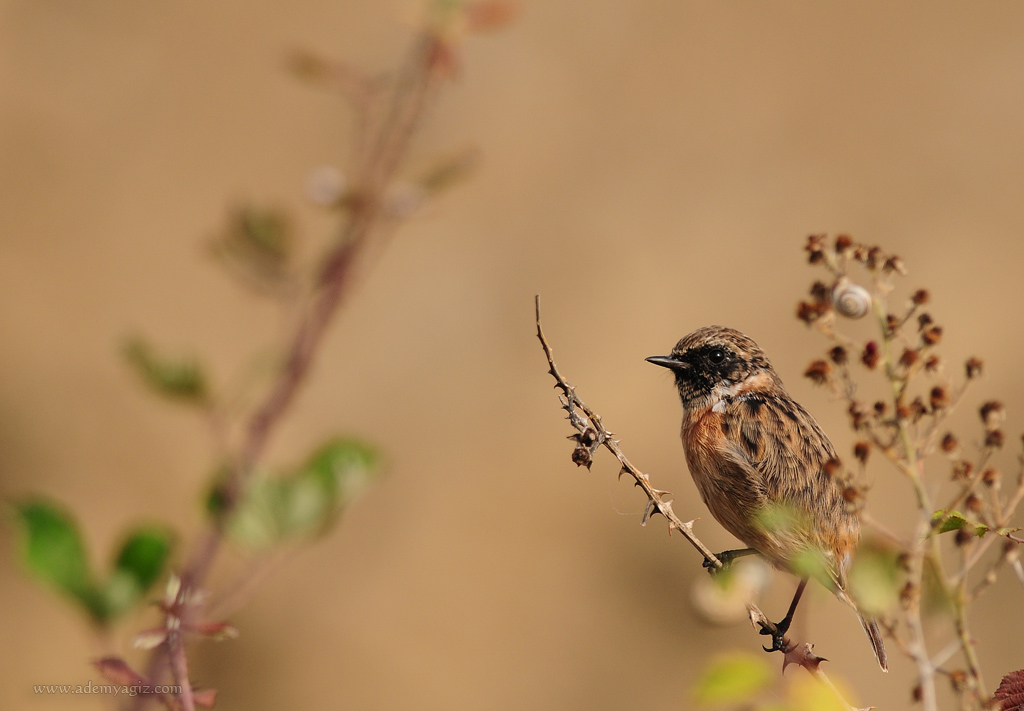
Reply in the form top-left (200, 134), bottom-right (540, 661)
top-left (832, 278), bottom-right (871, 319)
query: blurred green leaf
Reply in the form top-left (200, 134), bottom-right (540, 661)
top-left (933, 509), bottom-right (969, 534)
top-left (787, 673), bottom-right (851, 711)
top-left (211, 207), bottom-right (295, 294)
top-left (123, 338), bottom-right (209, 403)
top-left (104, 526), bottom-right (173, 617)
top-left (238, 208), bottom-right (290, 260)
top-left (693, 653), bottom-right (773, 706)
top-left (12, 500), bottom-right (103, 618)
top-left (848, 541), bottom-right (899, 617)
top-left (755, 502), bottom-right (806, 536)
top-left (791, 547), bottom-right (833, 590)
top-left (228, 437), bottom-right (380, 549)
top-left (12, 500), bottom-right (175, 624)
top-left (933, 510), bottom-right (989, 538)
top-left (417, 148), bottom-right (480, 195)
top-left (300, 437), bottom-right (379, 505)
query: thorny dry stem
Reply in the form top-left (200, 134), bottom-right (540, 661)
top-left (535, 297), bottom-right (859, 711)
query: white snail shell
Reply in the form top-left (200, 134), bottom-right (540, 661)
top-left (832, 278), bottom-right (871, 319)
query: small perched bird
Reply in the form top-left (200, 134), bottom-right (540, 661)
top-left (647, 326), bottom-right (887, 671)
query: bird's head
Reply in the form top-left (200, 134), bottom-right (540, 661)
top-left (646, 326), bottom-right (781, 409)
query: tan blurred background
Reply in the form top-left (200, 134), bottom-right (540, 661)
top-left (3, 1), bottom-right (1024, 708)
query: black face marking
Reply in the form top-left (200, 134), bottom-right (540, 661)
top-left (661, 327), bottom-right (782, 409)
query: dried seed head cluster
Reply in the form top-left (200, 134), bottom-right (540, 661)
top-left (795, 234), bottom-right (1024, 711)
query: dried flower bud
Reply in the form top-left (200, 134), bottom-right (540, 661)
top-left (899, 349), bottom-right (919, 368)
top-left (862, 341), bottom-right (880, 369)
top-left (982, 468), bottom-right (1000, 487)
top-left (921, 326), bottom-right (943, 346)
top-left (883, 255), bottom-right (908, 275)
top-left (804, 234), bottom-right (827, 264)
top-left (853, 245), bottom-right (869, 262)
top-left (796, 301), bottom-right (827, 324)
top-left (900, 581), bottom-right (917, 607)
top-left (835, 234), bottom-right (854, 253)
top-left (848, 401), bottom-right (869, 430)
top-left (896, 404), bottom-right (912, 421)
top-left (940, 432), bottom-right (959, 455)
top-left (952, 460), bottom-right (973, 481)
top-left (866, 246), bottom-right (885, 270)
top-left (924, 355), bottom-right (941, 373)
top-left (804, 359), bottom-right (832, 385)
top-left (873, 401), bottom-right (888, 416)
top-left (910, 397), bottom-right (928, 422)
top-left (965, 493), bottom-right (983, 512)
top-left (823, 458), bottom-right (843, 477)
top-left (985, 430), bottom-right (1005, 449)
top-left (949, 670), bottom-right (968, 692)
top-left (911, 289), bottom-right (930, 306)
top-left (571, 444), bottom-right (592, 469)
top-left (842, 485), bottom-right (861, 506)
top-left (954, 528), bottom-right (974, 547)
top-left (912, 685), bottom-right (923, 703)
top-left (965, 357), bottom-right (983, 379)
top-left (810, 281), bottom-right (830, 304)
top-left (930, 386), bottom-right (950, 411)
top-left (828, 345), bottom-right (848, 365)
top-left (885, 313), bottom-right (899, 332)
top-left (980, 401), bottom-right (1005, 430)
top-left (580, 427), bottom-right (598, 446)
top-left (918, 313), bottom-right (933, 329)
top-left (805, 234), bottom-right (826, 254)
top-left (853, 441), bottom-right (871, 464)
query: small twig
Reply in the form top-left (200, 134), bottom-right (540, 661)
top-left (166, 626), bottom-right (195, 711)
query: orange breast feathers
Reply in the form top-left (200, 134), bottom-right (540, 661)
top-left (678, 407), bottom-right (768, 545)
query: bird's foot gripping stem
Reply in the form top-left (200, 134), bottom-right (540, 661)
top-left (758, 577), bottom-right (807, 654)
top-left (702, 548), bottom-right (757, 574)
top-left (758, 619), bottom-right (792, 654)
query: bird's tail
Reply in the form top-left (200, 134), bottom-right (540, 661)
top-left (856, 612), bottom-right (888, 672)
top-left (835, 588), bottom-right (888, 672)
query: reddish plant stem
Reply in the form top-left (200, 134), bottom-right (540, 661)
top-left (165, 627), bottom-right (195, 711)
top-left (127, 29), bottom-right (450, 711)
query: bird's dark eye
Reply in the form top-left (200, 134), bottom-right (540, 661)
top-left (708, 348), bottom-right (726, 365)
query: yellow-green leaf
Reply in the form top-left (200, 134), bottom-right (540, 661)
top-left (693, 653), bottom-right (773, 706)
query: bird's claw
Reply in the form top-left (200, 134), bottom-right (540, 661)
top-left (758, 623), bottom-right (789, 654)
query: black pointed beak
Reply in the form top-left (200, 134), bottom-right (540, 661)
top-left (646, 355), bottom-right (688, 371)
